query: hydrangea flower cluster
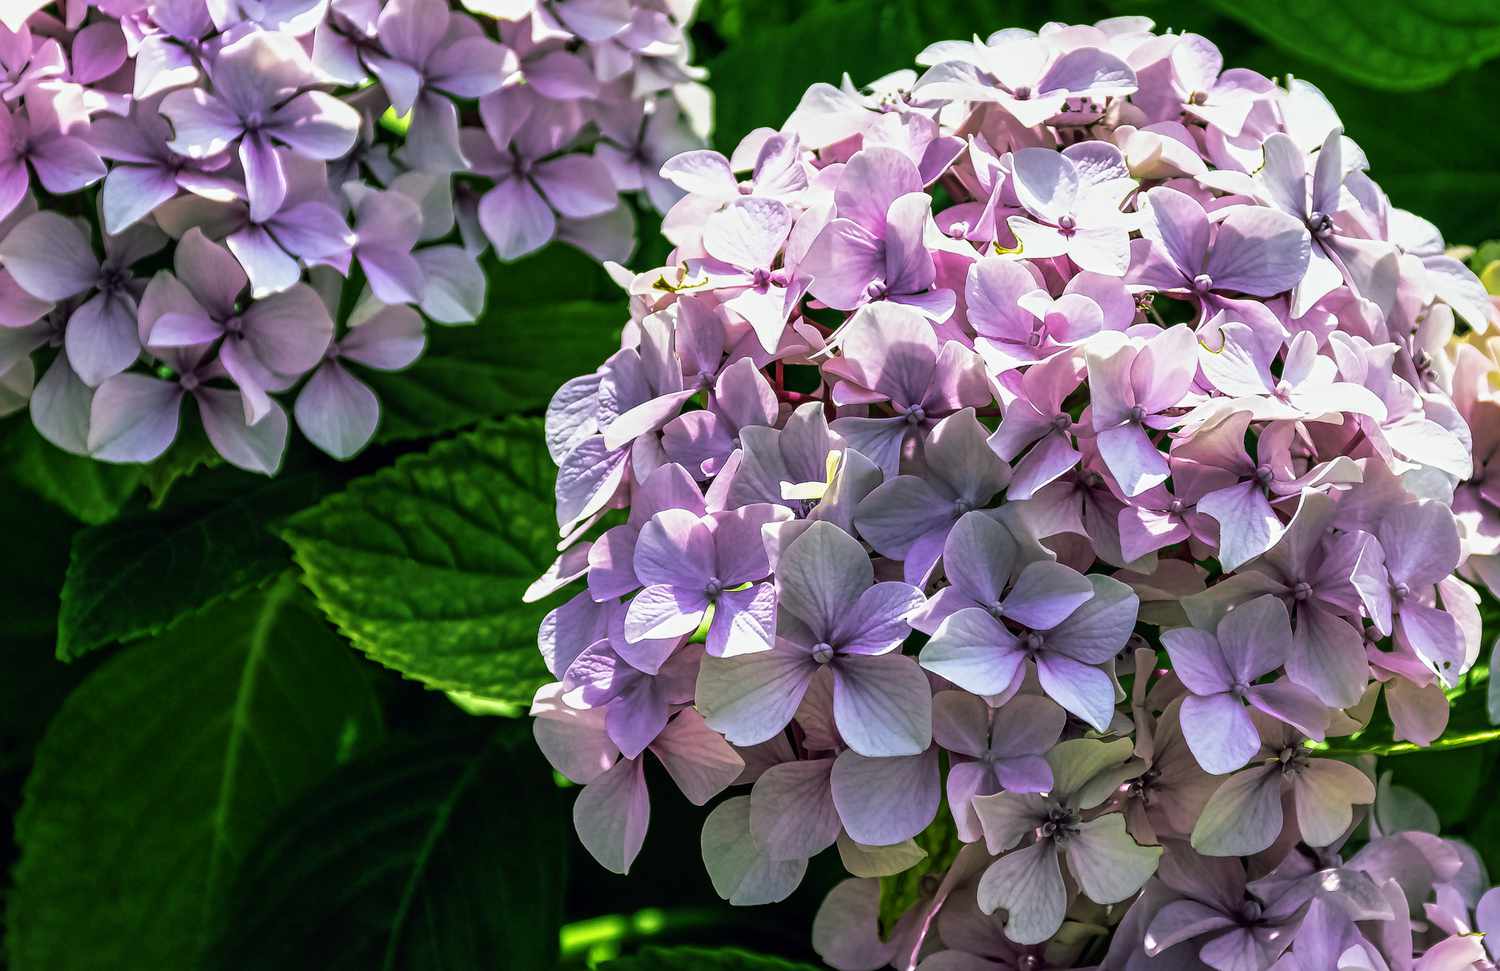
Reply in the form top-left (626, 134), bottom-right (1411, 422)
top-left (530, 15), bottom-right (1500, 970)
top-left (0, 0), bottom-right (707, 471)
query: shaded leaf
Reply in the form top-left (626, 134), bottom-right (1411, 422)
top-left (6, 578), bottom-right (384, 971)
top-left (1206, 0), bottom-right (1500, 92)
top-left (57, 467), bottom-right (339, 661)
top-left (211, 724), bottom-right (565, 971)
top-left (282, 418), bottom-right (559, 704)
top-left (2, 419), bottom-right (142, 525)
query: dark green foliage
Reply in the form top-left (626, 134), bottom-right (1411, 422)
top-left (210, 724), bottom-right (565, 971)
top-left (6, 580), bottom-right (385, 970)
top-left (56, 466), bottom-right (341, 661)
top-left (2, 419), bottom-right (143, 524)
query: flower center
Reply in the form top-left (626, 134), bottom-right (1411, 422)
top-left (1254, 464), bottom-right (1275, 487)
top-left (1192, 273), bottom-right (1214, 293)
top-left (811, 642), bottom-right (835, 664)
top-left (1293, 581), bottom-right (1313, 601)
top-left (704, 576), bottom-right (724, 598)
top-left (1012, 85), bottom-right (1032, 100)
top-left (865, 278), bottom-right (888, 300)
top-left (1038, 805), bottom-right (1080, 843)
top-left (903, 405), bottom-right (927, 426)
top-left (1057, 214), bottom-right (1076, 233)
top-left (1127, 404), bottom-right (1147, 423)
top-left (1307, 210), bottom-right (1334, 237)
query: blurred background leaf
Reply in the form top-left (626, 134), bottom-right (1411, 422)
top-left (210, 723), bottom-right (565, 971)
top-left (6, 578), bottom-right (384, 971)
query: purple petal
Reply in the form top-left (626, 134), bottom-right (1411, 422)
top-left (533, 153), bottom-right (618, 219)
top-left (778, 521), bottom-right (875, 639)
top-left (573, 755), bottom-right (649, 874)
top-left (340, 305), bottom-right (424, 370)
top-left (0, 212), bottom-right (97, 300)
top-left (65, 292), bottom-right (140, 387)
top-left (239, 283), bottom-right (333, 376)
top-left (239, 132), bottom-right (288, 224)
top-left (706, 582), bottom-right (777, 659)
top-left (1215, 594), bottom-right (1291, 682)
top-left (1204, 206), bottom-right (1311, 296)
top-left (225, 225), bottom-right (302, 298)
top-left (649, 709), bottom-right (744, 806)
top-left (86, 373), bottom-right (182, 462)
top-left (1244, 680), bottom-right (1329, 741)
top-left (101, 164), bottom-right (180, 235)
top-left (831, 581), bottom-right (925, 655)
top-left (268, 90), bottom-right (360, 159)
top-left (704, 196), bottom-right (792, 270)
top-left (1034, 654), bottom-right (1116, 732)
top-left (478, 177), bottom-right (557, 261)
top-left (696, 645), bottom-right (816, 746)
top-left (920, 608), bottom-right (1024, 696)
top-left (294, 361), bottom-right (378, 459)
top-left (1042, 575), bottom-right (1138, 663)
top-left (830, 747), bottom-right (940, 846)
top-left (750, 758), bottom-right (841, 860)
top-left (976, 841), bottom-right (1066, 945)
top-left (31, 354), bottom-right (92, 454)
top-left (831, 652), bottom-right (933, 757)
top-left (1160, 626), bottom-right (1233, 695)
top-left (1179, 691), bottom-right (1260, 774)
top-left (1001, 560), bottom-right (1095, 631)
top-left (196, 387), bottom-right (288, 475)
top-left (28, 134), bottom-right (106, 195)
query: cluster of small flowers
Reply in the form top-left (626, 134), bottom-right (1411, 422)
top-left (0, 0), bottom-right (707, 471)
top-left (528, 15), bottom-right (1500, 970)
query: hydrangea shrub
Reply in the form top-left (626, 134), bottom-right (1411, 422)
top-left (531, 16), bottom-right (1500, 970)
top-left (0, 0), bottom-right (707, 472)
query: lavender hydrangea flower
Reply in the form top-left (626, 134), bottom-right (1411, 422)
top-left (0, 211), bottom-right (162, 387)
top-left (1161, 595), bottom-right (1330, 774)
top-left (160, 32), bottom-right (361, 222)
top-left (697, 521), bottom-right (930, 757)
top-left (623, 502), bottom-right (792, 657)
top-left (973, 738), bottom-right (1161, 945)
top-left (920, 559), bottom-right (1136, 730)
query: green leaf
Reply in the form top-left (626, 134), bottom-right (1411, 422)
top-left (0, 481), bottom-right (89, 775)
top-left (210, 724), bottom-right (566, 971)
top-left (56, 467), bottom-right (339, 662)
top-left (602, 946), bottom-right (821, 971)
top-left (6, 578), bottom-right (385, 971)
top-left (281, 418), bottom-right (559, 704)
top-left (365, 301), bottom-right (623, 442)
top-left (2, 419), bottom-right (142, 525)
top-left (1204, 0), bottom-right (1500, 92)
